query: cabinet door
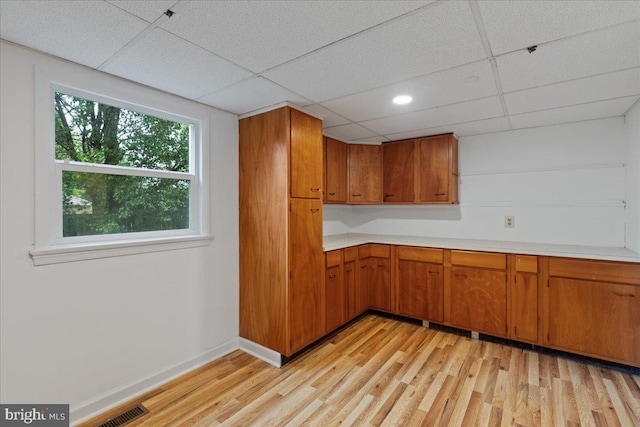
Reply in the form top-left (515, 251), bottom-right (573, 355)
top-left (383, 141), bottom-right (415, 203)
top-left (450, 266), bottom-right (507, 337)
top-left (344, 260), bottom-right (358, 320)
top-left (324, 137), bottom-right (347, 203)
top-left (419, 135), bottom-right (454, 203)
top-left (325, 265), bottom-right (345, 333)
top-left (512, 272), bottom-right (538, 343)
top-left (546, 278), bottom-right (639, 365)
top-left (348, 144), bottom-right (382, 203)
top-left (289, 199), bottom-right (324, 354)
top-left (290, 108), bottom-right (323, 199)
top-left (370, 257), bottom-right (391, 311)
top-left (357, 260), bottom-right (370, 313)
top-left (398, 261), bottom-right (443, 322)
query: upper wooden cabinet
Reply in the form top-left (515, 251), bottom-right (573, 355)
top-left (383, 140), bottom-right (416, 203)
top-left (323, 137), bottom-right (347, 203)
top-left (348, 144), bottom-right (382, 204)
top-left (290, 108), bottom-right (323, 199)
top-left (239, 106), bottom-right (324, 357)
top-left (419, 134), bottom-right (458, 204)
top-left (382, 134), bottom-right (458, 204)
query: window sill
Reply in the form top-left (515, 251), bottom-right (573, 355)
top-left (29, 235), bottom-right (214, 266)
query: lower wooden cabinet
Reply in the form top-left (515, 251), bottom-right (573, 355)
top-left (396, 246), bottom-right (444, 322)
top-left (544, 257), bottom-right (640, 367)
top-left (359, 244), bottom-right (391, 312)
top-left (510, 255), bottom-right (539, 344)
top-left (325, 265), bottom-right (344, 333)
top-left (449, 251), bottom-right (507, 337)
top-left (344, 247), bottom-right (359, 320)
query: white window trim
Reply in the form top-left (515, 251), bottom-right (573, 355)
top-left (31, 66), bottom-right (212, 265)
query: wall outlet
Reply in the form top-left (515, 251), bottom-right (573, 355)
top-left (505, 216), bottom-right (515, 228)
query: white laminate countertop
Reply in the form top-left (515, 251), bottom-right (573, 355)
top-left (323, 233), bottom-right (640, 263)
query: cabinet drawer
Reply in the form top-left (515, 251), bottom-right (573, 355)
top-left (548, 257), bottom-right (640, 286)
top-left (451, 250), bottom-right (506, 270)
top-left (343, 246), bottom-right (358, 262)
top-left (325, 250), bottom-right (342, 268)
top-left (515, 255), bottom-right (537, 273)
top-left (359, 244), bottom-right (390, 259)
top-left (397, 246), bottom-right (443, 264)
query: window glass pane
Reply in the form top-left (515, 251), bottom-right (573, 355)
top-left (63, 171), bottom-right (190, 237)
top-left (55, 92), bottom-right (189, 172)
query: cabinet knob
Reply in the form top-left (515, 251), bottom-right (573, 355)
top-left (384, 193), bottom-right (394, 198)
top-left (360, 265), bottom-right (367, 269)
top-left (352, 193), bottom-right (362, 197)
top-left (454, 273), bottom-right (467, 279)
top-left (329, 274), bottom-right (336, 279)
top-left (310, 208), bottom-right (320, 213)
top-left (434, 192), bottom-right (446, 196)
top-left (345, 269), bottom-right (353, 273)
top-left (328, 192), bottom-right (336, 196)
top-left (311, 188), bottom-right (320, 192)
top-left (613, 292), bottom-right (635, 298)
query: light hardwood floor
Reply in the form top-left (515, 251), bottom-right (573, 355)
top-left (81, 314), bottom-right (640, 426)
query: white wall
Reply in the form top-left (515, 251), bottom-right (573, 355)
top-left (325, 118), bottom-right (628, 247)
top-left (625, 101), bottom-right (640, 252)
top-left (0, 42), bottom-right (239, 423)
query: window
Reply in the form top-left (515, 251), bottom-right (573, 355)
top-left (31, 68), bottom-right (211, 265)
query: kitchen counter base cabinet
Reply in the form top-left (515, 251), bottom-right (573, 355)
top-left (359, 244), bottom-right (392, 312)
top-left (509, 255), bottom-right (540, 344)
top-left (396, 246), bottom-right (444, 322)
top-left (447, 251), bottom-right (508, 338)
top-left (240, 106), bottom-right (323, 357)
top-left (543, 258), bottom-right (640, 367)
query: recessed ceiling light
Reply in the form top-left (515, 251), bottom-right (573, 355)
top-left (392, 95), bottom-right (412, 105)
top-left (464, 76), bottom-right (480, 83)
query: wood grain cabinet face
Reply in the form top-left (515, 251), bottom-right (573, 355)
top-left (344, 260), bottom-right (358, 321)
top-left (383, 141), bottom-right (415, 203)
top-left (512, 272), bottom-right (538, 343)
top-left (398, 261), bottom-right (443, 322)
top-left (369, 258), bottom-right (391, 311)
top-left (419, 135), bottom-right (458, 204)
top-left (325, 264), bottom-right (345, 334)
top-left (323, 137), bottom-right (347, 203)
top-left (289, 198), bottom-right (324, 353)
top-left (450, 266), bottom-right (507, 337)
top-left (348, 144), bottom-right (382, 204)
top-left (543, 258), bottom-right (640, 366)
top-left (290, 108), bottom-right (323, 199)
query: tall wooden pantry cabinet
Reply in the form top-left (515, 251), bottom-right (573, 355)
top-left (239, 106), bottom-right (324, 357)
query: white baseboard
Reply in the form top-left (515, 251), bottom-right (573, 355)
top-left (70, 338), bottom-right (239, 426)
top-left (238, 338), bottom-right (282, 368)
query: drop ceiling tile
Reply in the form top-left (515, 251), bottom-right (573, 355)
top-left (322, 124), bottom-right (378, 142)
top-left (161, 0), bottom-right (433, 73)
top-left (263, 1), bottom-right (486, 102)
top-left (105, 0), bottom-right (177, 23)
top-left (360, 97), bottom-right (504, 135)
top-left (302, 105), bottom-right (351, 128)
top-left (386, 117), bottom-right (511, 140)
top-left (101, 29), bottom-right (252, 100)
top-left (479, 1), bottom-right (640, 55)
top-left (321, 61), bottom-right (497, 122)
top-left (510, 96), bottom-right (639, 129)
top-left (504, 68), bottom-right (640, 115)
top-left (0, 1), bottom-right (147, 68)
top-left (497, 22), bottom-right (640, 92)
top-left (197, 77), bottom-right (309, 115)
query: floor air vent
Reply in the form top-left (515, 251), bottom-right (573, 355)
top-left (98, 404), bottom-right (149, 427)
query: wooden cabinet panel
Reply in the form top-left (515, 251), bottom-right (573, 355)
top-left (516, 255), bottom-right (538, 273)
top-left (419, 135), bottom-right (458, 204)
top-left (345, 260), bottom-right (358, 321)
top-left (325, 265), bottom-right (345, 333)
top-left (344, 246), bottom-right (358, 262)
top-left (348, 144), bottom-right (382, 204)
top-left (369, 258), bottom-right (391, 311)
top-left (512, 272), bottom-right (538, 343)
top-left (398, 260), bottom-right (443, 322)
top-left (359, 244), bottom-right (391, 259)
top-left (290, 108), bottom-right (322, 199)
top-left (289, 199), bottom-right (324, 353)
top-left (451, 250), bottom-right (506, 270)
top-left (383, 141), bottom-right (416, 203)
top-left (324, 137), bottom-right (347, 203)
top-left (450, 266), bottom-right (507, 337)
top-left (397, 246), bottom-right (443, 264)
top-left (548, 257), bottom-right (640, 285)
top-left (325, 250), bottom-right (342, 268)
top-left (546, 277), bottom-right (639, 366)
top-left (357, 259), bottom-right (371, 313)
